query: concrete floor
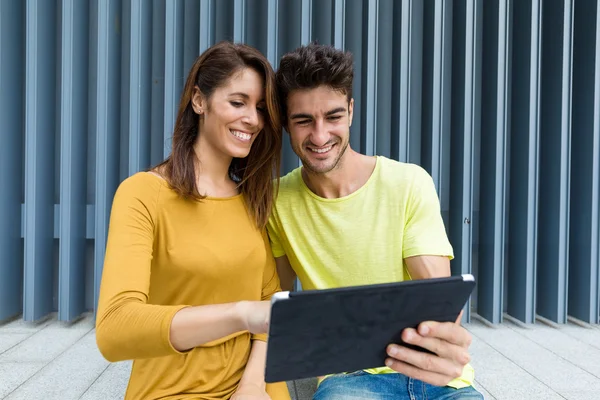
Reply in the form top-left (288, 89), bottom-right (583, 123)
top-left (1, 314), bottom-right (599, 399)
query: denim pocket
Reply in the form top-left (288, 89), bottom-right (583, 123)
top-left (323, 370), bottom-right (369, 381)
top-left (341, 370), bottom-right (369, 378)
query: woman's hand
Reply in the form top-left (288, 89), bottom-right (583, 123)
top-left (230, 383), bottom-right (271, 400)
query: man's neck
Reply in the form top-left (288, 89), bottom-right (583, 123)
top-left (301, 150), bottom-right (377, 199)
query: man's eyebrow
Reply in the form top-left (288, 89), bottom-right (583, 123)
top-left (325, 107), bottom-right (347, 116)
top-left (290, 113), bottom-right (313, 120)
top-left (290, 107), bottom-right (347, 120)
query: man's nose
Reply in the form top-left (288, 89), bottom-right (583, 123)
top-left (310, 120), bottom-right (329, 147)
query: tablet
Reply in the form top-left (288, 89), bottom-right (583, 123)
top-left (264, 274), bottom-right (475, 383)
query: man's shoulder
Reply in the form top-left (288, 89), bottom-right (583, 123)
top-left (377, 156), bottom-right (432, 187)
top-left (273, 167), bottom-right (304, 199)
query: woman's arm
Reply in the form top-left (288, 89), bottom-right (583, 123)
top-left (95, 175), bottom-right (269, 361)
top-left (169, 301), bottom-right (270, 352)
top-left (231, 341), bottom-right (270, 400)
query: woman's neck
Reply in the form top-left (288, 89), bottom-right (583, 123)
top-left (193, 137), bottom-right (238, 197)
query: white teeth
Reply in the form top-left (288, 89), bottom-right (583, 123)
top-left (231, 130), bottom-right (252, 141)
top-left (310, 145), bottom-right (332, 153)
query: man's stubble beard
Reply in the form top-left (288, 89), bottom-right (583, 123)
top-left (298, 138), bottom-right (350, 175)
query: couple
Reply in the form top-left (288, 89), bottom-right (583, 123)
top-left (95, 41), bottom-right (483, 400)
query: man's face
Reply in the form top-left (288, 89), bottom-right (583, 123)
top-left (285, 86), bottom-right (354, 174)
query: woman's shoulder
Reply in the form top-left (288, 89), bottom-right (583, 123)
top-left (114, 171), bottom-right (167, 207)
top-left (120, 170), bottom-right (166, 190)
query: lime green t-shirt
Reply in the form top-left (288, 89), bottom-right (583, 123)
top-left (266, 156), bottom-right (474, 389)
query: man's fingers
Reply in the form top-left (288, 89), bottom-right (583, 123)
top-left (417, 320), bottom-right (472, 348)
top-left (384, 357), bottom-right (455, 387)
top-left (386, 341), bottom-right (466, 378)
top-left (455, 310), bottom-right (464, 324)
top-left (397, 328), bottom-right (470, 365)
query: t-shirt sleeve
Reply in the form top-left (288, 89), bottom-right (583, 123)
top-left (402, 167), bottom-right (454, 260)
top-left (266, 210), bottom-right (286, 258)
top-left (95, 174), bottom-right (189, 362)
top-left (252, 232), bottom-right (283, 342)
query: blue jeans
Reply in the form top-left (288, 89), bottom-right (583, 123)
top-left (313, 371), bottom-right (484, 400)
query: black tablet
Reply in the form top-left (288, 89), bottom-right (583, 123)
top-left (264, 274), bottom-right (475, 383)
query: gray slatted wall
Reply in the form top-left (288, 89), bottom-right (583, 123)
top-left (0, 0), bottom-right (598, 326)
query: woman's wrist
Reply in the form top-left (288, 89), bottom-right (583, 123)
top-left (234, 300), bottom-right (251, 331)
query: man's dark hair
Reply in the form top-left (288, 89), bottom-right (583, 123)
top-left (276, 42), bottom-right (354, 122)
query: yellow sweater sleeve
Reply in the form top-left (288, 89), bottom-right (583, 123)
top-left (95, 174), bottom-right (188, 362)
top-left (252, 231), bottom-right (282, 342)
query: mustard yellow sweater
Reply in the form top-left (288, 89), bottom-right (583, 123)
top-left (96, 172), bottom-right (289, 400)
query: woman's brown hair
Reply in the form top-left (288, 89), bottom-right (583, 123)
top-left (156, 41), bottom-right (281, 229)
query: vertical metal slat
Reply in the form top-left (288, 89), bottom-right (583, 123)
top-left (183, 0), bottom-right (200, 76)
top-left (375, 0), bottom-right (392, 159)
top-left (94, 0), bottom-right (122, 313)
top-left (300, 0), bottom-right (312, 45)
top-left (0, 0), bottom-right (25, 321)
top-left (595, 1), bottom-right (600, 325)
top-left (537, 0), bottom-right (573, 324)
top-left (345, 0), bottom-right (363, 151)
top-left (23, 0), bottom-right (57, 321)
top-left (214, 0), bottom-right (234, 43)
top-left (478, 0), bottom-right (511, 324)
top-left (296, 0), bottom-right (312, 170)
top-left (233, 0), bottom-right (246, 43)
top-left (333, 0), bottom-right (346, 49)
top-left (150, 0), bottom-right (166, 165)
top-left (267, 0), bottom-right (279, 66)
top-left (396, 0), bottom-right (423, 164)
top-left (507, 0), bottom-right (541, 324)
top-left (58, 0), bottom-right (89, 321)
top-left (331, 0), bottom-right (346, 49)
top-left (464, 0), bottom-right (483, 323)
top-left (361, 0), bottom-right (379, 156)
top-left (421, 0), bottom-right (453, 219)
top-left (568, 0), bottom-right (600, 324)
top-left (199, 0), bottom-right (214, 54)
top-left (164, 0), bottom-right (184, 160)
top-left (277, 0), bottom-right (305, 175)
top-left (119, 1), bottom-right (131, 181)
top-left (312, 0), bottom-right (332, 45)
top-left (433, 0), bottom-right (453, 218)
top-left (127, 0), bottom-right (152, 175)
top-left (449, 0), bottom-right (482, 322)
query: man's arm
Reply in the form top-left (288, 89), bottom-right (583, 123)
top-left (384, 254), bottom-right (471, 386)
top-left (275, 256), bottom-right (296, 292)
top-left (404, 255), bottom-right (450, 279)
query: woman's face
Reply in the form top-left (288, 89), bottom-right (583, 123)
top-left (192, 68), bottom-right (266, 160)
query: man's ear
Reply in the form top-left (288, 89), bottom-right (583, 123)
top-left (348, 98), bottom-right (354, 127)
top-left (191, 86), bottom-right (206, 115)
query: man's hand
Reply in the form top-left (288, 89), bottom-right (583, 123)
top-left (384, 312), bottom-right (472, 386)
top-left (231, 383), bottom-right (271, 400)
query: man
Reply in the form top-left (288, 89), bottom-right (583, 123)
top-left (267, 43), bottom-right (483, 399)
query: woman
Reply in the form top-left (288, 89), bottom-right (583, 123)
top-left (95, 41), bottom-right (289, 400)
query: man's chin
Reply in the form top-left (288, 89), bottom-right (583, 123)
top-left (301, 159), bottom-right (337, 175)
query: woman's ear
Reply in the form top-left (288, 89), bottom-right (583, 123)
top-left (191, 86), bottom-right (206, 115)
